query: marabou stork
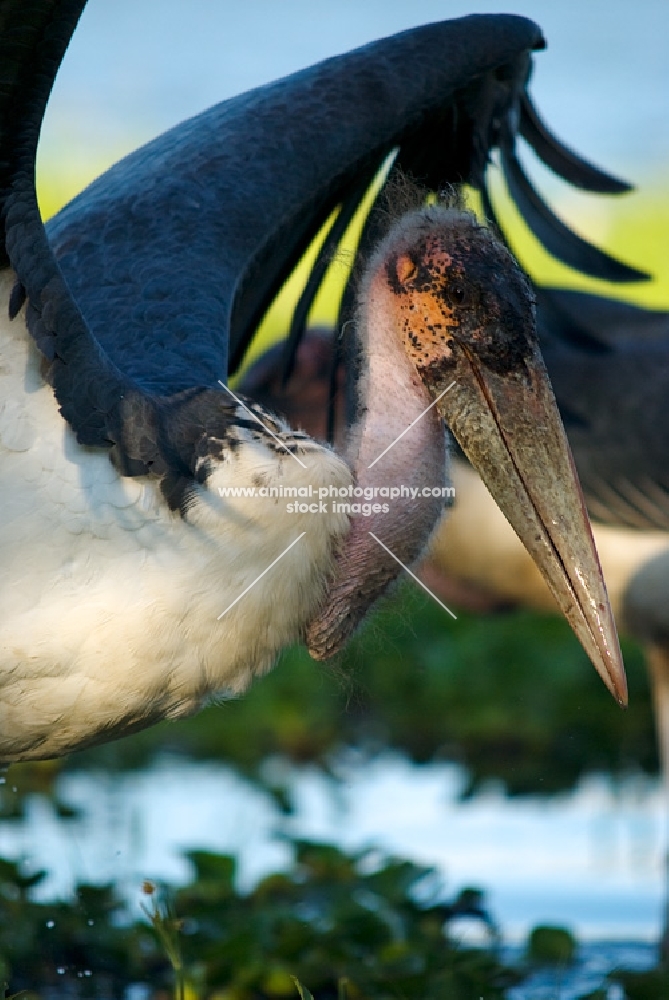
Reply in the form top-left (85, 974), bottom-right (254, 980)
top-left (0, 1), bottom-right (629, 763)
top-left (244, 293), bottom-right (669, 950)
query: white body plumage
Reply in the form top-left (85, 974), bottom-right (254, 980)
top-left (0, 272), bottom-right (352, 760)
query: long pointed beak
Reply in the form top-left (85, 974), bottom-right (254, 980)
top-left (436, 342), bottom-right (627, 705)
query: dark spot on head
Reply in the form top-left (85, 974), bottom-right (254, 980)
top-left (436, 226), bottom-right (537, 378)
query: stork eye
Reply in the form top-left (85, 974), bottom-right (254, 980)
top-left (452, 286), bottom-right (467, 305)
top-left (396, 255), bottom-right (418, 285)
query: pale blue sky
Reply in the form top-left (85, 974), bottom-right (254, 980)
top-left (40, 0), bottom-right (668, 181)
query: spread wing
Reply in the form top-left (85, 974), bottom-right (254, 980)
top-left (1, 1), bottom-right (645, 488)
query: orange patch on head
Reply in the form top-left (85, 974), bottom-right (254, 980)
top-left (390, 244), bottom-right (458, 370)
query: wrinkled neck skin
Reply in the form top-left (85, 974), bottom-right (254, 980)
top-left (306, 269), bottom-right (448, 659)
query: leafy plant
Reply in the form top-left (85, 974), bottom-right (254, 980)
top-left (0, 840), bottom-right (518, 999)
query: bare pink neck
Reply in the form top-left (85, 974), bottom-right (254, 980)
top-left (306, 268), bottom-right (448, 659)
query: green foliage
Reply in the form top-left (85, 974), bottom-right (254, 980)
top-left (0, 841), bottom-right (518, 1000)
top-left (0, 856), bottom-right (164, 996)
top-left (2, 839), bottom-right (660, 998)
top-left (525, 925), bottom-right (577, 966)
top-left (607, 968), bottom-right (669, 1000)
top-left (142, 882), bottom-right (187, 1000)
top-left (171, 840), bottom-right (515, 999)
top-left (292, 978), bottom-right (316, 1000)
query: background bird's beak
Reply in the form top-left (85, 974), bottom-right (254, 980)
top-left (433, 343), bottom-right (628, 705)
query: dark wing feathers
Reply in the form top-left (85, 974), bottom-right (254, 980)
top-left (0, 0), bottom-right (242, 490)
top-left (519, 92), bottom-right (632, 195)
top-left (0, 0), bottom-right (85, 268)
top-left (481, 87), bottom-right (646, 283)
top-left (498, 141), bottom-right (649, 282)
top-left (1, 0), bottom-right (653, 514)
top-left (537, 287), bottom-right (669, 351)
top-left (279, 162), bottom-right (381, 385)
top-left (0, 0), bottom-right (147, 457)
top-left (45, 13), bottom-right (545, 396)
top-left (537, 287), bottom-right (669, 531)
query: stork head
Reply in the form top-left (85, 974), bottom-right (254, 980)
top-left (306, 206), bottom-right (627, 706)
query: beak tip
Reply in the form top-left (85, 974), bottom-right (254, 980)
top-left (615, 679), bottom-right (629, 709)
top-left (603, 651), bottom-right (628, 708)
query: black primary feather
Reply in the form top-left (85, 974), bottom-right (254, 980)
top-left (519, 92), bottom-right (632, 194)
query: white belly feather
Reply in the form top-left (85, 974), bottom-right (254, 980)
top-left (0, 272), bottom-right (352, 760)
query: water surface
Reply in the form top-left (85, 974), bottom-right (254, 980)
top-left (1, 754), bottom-right (663, 943)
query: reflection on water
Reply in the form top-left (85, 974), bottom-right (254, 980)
top-left (0, 752), bottom-right (663, 944)
top-left (507, 940), bottom-right (654, 1000)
